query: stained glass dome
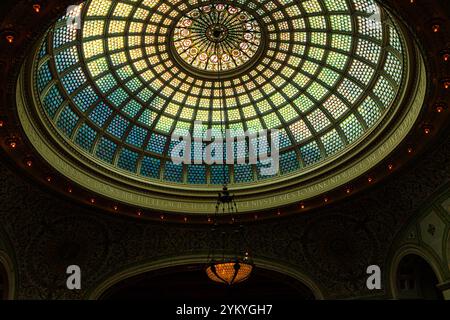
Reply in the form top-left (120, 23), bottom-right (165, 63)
top-left (32, 0), bottom-right (405, 188)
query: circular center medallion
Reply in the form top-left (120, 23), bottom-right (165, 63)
top-left (206, 24), bottom-right (229, 43)
top-left (173, 3), bottom-right (263, 74)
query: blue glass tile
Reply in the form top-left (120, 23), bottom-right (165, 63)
top-left (117, 148), bottom-right (139, 172)
top-left (53, 26), bottom-right (77, 48)
top-left (55, 46), bottom-right (79, 73)
top-left (147, 133), bottom-right (167, 154)
top-left (107, 114), bottom-right (129, 138)
top-left (140, 156), bottom-right (160, 178)
top-left (96, 137), bottom-right (117, 164)
top-left (38, 39), bottom-right (47, 59)
top-left (280, 151), bottom-right (299, 174)
top-left (61, 67), bottom-right (86, 94)
top-left (37, 62), bottom-right (52, 93)
top-left (75, 123), bottom-right (97, 151)
top-left (137, 109), bottom-right (155, 127)
top-left (164, 161), bottom-right (184, 182)
top-left (234, 164), bottom-right (253, 183)
top-left (187, 165), bottom-right (206, 184)
top-left (73, 86), bottom-right (98, 113)
top-left (126, 125), bottom-right (147, 147)
top-left (300, 142), bottom-right (322, 165)
top-left (122, 100), bottom-right (143, 119)
top-left (42, 85), bottom-right (64, 118)
top-left (57, 105), bottom-right (79, 137)
top-left (89, 102), bottom-right (113, 127)
top-left (278, 129), bottom-right (292, 149)
top-left (211, 165), bottom-right (229, 185)
top-left (108, 88), bottom-right (128, 108)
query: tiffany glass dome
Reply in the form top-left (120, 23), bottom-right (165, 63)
top-left (20, 0), bottom-right (423, 214)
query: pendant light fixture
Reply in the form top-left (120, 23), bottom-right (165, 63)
top-left (205, 186), bottom-right (253, 286)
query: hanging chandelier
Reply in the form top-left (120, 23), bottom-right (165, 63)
top-left (204, 13), bottom-right (253, 285)
top-left (205, 187), bottom-right (253, 286)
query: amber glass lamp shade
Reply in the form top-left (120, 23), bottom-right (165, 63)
top-left (206, 261), bottom-right (253, 286)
